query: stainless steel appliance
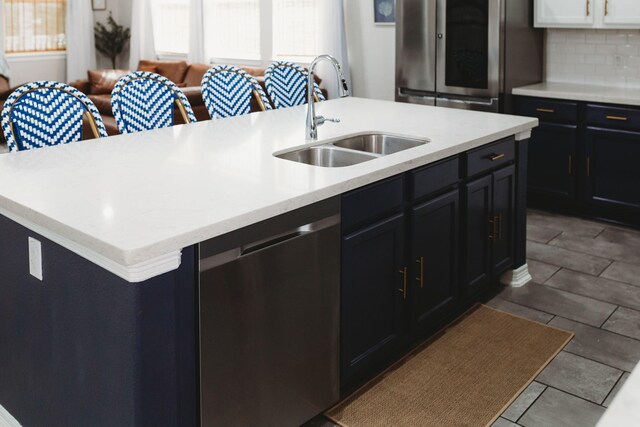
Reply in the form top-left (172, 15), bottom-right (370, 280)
top-left (396, 0), bottom-right (543, 113)
top-left (198, 199), bottom-right (340, 427)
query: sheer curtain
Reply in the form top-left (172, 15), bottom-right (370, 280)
top-left (317, 0), bottom-right (351, 99)
top-left (188, 0), bottom-right (205, 63)
top-left (66, 0), bottom-right (96, 81)
top-left (130, 0), bottom-right (157, 69)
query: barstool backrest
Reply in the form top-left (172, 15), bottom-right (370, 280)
top-left (1, 81), bottom-right (108, 152)
top-left (201, 65), bottom-right (273, 119)
top-left (111, 71), bottom-right (196, 134)
top-left (264, 61), bottom-right (325, 109)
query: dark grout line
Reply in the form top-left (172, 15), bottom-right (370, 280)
top-left (545, 315), bottom-right (556, 325)
top-left (513, 383), bottom-right (548, 424)
top-left (542, 384), bottom-right (611, 408)
top-left (544, 230), bottom-right (564, 244)
top-left (600, 370), bottom-right (627, 408)
top-left (593, 228), bottom-right (607, 240)
top-left (560, 348), bottom-right (629, 377)
top-left (600, 306), bottom-right (619, 329)
top-left (545, 238), bottom-right (630, 268)
top-left (542, 266), bottom-right (563, 284)
top-left (553, 315), bottom-right (640, 344)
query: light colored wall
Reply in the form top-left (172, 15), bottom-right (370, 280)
top-left (546, 28), bottom-right (640, 88)
top-left (345, 0), bottom-right (396, 101)
top-left (4, 0), bottom-right (129, 85)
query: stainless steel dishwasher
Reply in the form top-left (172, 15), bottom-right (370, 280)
top-left (198, 198), bottom-right (340, 427)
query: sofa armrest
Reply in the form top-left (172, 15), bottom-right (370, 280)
top-left (69, 79), bottom-right (91, 94)
top-left (181, 86), bottom-right (203, 107)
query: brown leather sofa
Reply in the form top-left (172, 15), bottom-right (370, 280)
top-left (0, 76), bottom-right (12, 146)
top-left (69, 60), bottom-right (277, 136)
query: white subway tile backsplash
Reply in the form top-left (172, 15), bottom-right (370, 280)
top-left (546, 29), bottom-right (640, 88)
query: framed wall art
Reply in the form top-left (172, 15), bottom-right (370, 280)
top-left (374, 0), bottom-right (395, 25)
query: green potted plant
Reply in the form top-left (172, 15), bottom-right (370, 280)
top-left (94, 13), bottom-right (131, 69)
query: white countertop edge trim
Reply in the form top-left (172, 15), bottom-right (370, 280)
top-left (515, 130), bottom-right (532, 141)
top-left (0, 404), bottom-right (22, 427)
top-left (0, 206), bottom-right (182, 283)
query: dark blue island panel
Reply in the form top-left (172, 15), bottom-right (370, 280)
top-left (0, 214), bottom-right (198, 427)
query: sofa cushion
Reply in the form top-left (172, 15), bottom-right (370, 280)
top-left (183, 64), bottom-right (210, 87)
top-left (137, 64), bottom-right (158, 73)
top-left (88, 69), bottom-right (130, 95)
top-left (137, 60), bottom-right (189, 84)
top-left (88, 94), bottom-right (113, 116)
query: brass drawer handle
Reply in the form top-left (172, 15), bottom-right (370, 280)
top-left (587, 0), bottom-right (590, 16)
top-left (490, 153), bottom-right (505, 161)
top-left (606, 115), bottom-right (628, 121)
top-left (398, 267), bottom-right (407, 300)
top-left (536, 108), bottom-right (555, 113)
top-left (415, 256), bottom-right (424, 289)
top-left (605, 0), bottom-right (609, 16)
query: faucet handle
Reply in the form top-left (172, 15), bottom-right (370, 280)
top-left (316, 116), bottom-right (340, 126)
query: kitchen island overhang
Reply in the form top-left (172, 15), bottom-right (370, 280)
top-left (0, 97), bottom-right (537, 282)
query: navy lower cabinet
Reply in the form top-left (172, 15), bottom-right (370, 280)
top-left (409, 190), bottom-right (459, 337)
top-left (515, 96), bottom-right (640, 227)
top-left (340, 158), bottom-right (462, 391)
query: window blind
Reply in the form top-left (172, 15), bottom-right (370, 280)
top-left (3, 0), bottom-right (66, 53)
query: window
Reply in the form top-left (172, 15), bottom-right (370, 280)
top-left (203, 0), bottom-right (260, 61)
top-left (272, 0), bottom-right (319, 61)
top-left (3, 0), bottom-right (66, 53)
top-left (150, 0), bottom-right (189, 55)
top-left (149, 0), bottom-right (321, 64)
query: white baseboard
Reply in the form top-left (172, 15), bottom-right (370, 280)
top-left (0, 404), bottom-right (22, 427)
top-left (500, 263), bottom-right (533, 288)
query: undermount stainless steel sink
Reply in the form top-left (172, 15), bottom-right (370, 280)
top-left (276, 145), bottom-right (378, 168)
top-left (332, 133), bottom-right (428, 155)
top-left (275, 133), bottom-right (430, 168)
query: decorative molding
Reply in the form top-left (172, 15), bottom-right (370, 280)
top-left (5, 52), bottom-right (67, 63)
top-left (500, 263), bottom-right (533, 288)
top-left (0, 208), bottom-right (182, 283)
top-left (0, 404), bottom-right (22, 427)
top-left (515, 130), bottom-right (532, 141)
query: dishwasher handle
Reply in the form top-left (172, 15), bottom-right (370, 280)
top-left (199, 214), bottom-right (340, 272)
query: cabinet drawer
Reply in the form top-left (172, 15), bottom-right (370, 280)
top-left (342, 175), bottom-right (404, 230)
top-left (410, 156), bottom-right (459, 201)
top-left (517, 97), bottom-right (578, 123)
top-left (586, 104), bottom-right (640, 131)
top-left (465, 138), bottom-right (515, 178)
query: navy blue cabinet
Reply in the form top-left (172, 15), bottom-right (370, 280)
top-left (585, 127), bottom-right (640, 211)
top-left (341, 212), bottom-right (407, 388)
top-left (409, 190), bottom-right (459, 337)
top-left (516, 96), bottom-right (640, 227)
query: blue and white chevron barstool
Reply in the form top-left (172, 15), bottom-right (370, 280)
top-left (0, 81), bottom-right (108, 152)
top-left (264, 61), bottom-right (326, 109)
top-left (111, 71), bottom-right (197, 134)
top-left (201, 65), bottom-right (273, 119)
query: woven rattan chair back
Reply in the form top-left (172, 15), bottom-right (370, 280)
top-left (201, 65), bottom-right (273, 119)
top-left (111, 71), bottom-right (197, 134)
top-left (1, 81), bottom-right (108, 152)
top-left (264, 61), bottom-right (325, 109)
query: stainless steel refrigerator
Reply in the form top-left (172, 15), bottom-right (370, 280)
top-left (396, 0), bottom-right (543, 113)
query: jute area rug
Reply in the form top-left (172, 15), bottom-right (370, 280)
top-left (326, 304), bottom-right (573, 427)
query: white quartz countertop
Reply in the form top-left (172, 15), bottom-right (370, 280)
top-left (0, 97), bottom-right (536, 281)
top-left (513, 82), bottom-right (640, 106)
top-left (597, 362), bottom-right (640, 427)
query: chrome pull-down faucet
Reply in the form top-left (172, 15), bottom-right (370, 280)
top-left (305, 55), bottom-right (350, 140)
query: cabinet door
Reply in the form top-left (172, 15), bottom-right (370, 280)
top-left (528, 122), bottom-right (577, 200)
top-left (463, 175), bottom-right (493, 299)
top-left (410, 190), bottom-right (459, 337)
top-left (602, 0), bottom-right (640, 28)
top-left (492, 166), bottom-right (516, 276)
top-left (535, 0), bottom-right (595, 27)
top-left (585, 127), bottom-right (640, 211)
top-left (341, 213), bottom-right (406, 387)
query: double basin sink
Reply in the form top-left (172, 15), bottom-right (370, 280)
top-left (275, 133), bottom-right (429, 167)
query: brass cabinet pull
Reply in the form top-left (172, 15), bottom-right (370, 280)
top-left (415, 257), bottom-right (424, 289)
top-left (568, 155), bottom-right (572, 175)
top-left (536, 108), bottom-right (555, 113)
top-left (587, 157), bottom-right (591, 177)
top-left (606, 115), bottom-right (628, 121)
top-left (490, 153), bottom-right (505, 161)
top-left (587, 0), bottom-right (590, 16)
top-left (605, 0), bottom-right (609, 16)
top-left (489, 217), bottom-right (496, 240)
top-left (398, 267), bottom-right (407, 300)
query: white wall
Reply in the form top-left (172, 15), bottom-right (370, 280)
top-left (546, 29), bottom-right (640, 88)
top-left (345, 0), bottom-right (396, 101)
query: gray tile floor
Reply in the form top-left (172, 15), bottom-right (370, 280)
top-left (304, 209), bottom-right (640, 427)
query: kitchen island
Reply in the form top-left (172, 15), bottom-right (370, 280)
top-left (0, 97), bottom-right (537, 426)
